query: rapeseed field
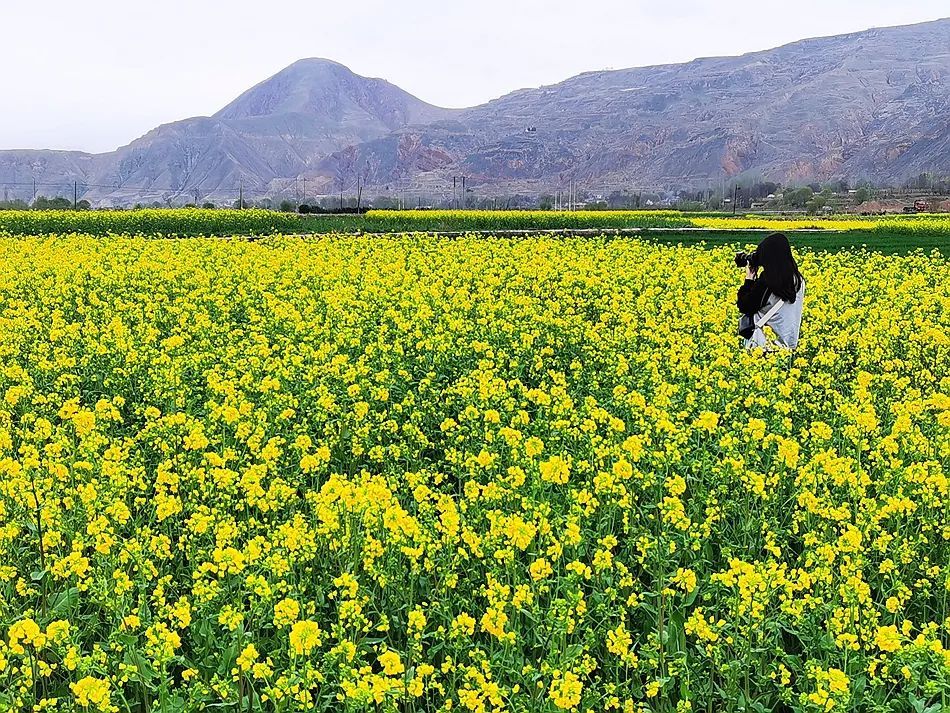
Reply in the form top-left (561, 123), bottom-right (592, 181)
top-left (1, 235), bottom-right (948, 712)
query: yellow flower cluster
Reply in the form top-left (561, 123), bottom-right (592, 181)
top-left (692, 213), bottom-right (950, 235)
top-left (0, 234), bottom-right (948, 711)
top-left (289, 621), bottom-right (322, 656)
top-left (70, 676), bottom-right (113, 711)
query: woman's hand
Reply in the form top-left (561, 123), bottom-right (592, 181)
top-left (745, 265), bottom-right (758, 281)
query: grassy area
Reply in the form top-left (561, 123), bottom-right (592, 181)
top-left (0, 208), bottom-right (315, 237)
top-left (0, 209), bottom-right (946, 254)
top-left (357, 209), bottom-right (691, 231)
top-left (0, 208), bottom-right (691, 236)
top-left (639, 230), bottom-right (950, 255)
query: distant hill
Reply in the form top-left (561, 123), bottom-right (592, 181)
top-left (0, 59), bottom-right (457, 205)
top-left (319, 18), bottom-right (950, 195)
top-left (2, 19), bottom-right (948, 205)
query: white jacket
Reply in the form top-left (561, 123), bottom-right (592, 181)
top-left (746, 281), bottom-right (805, 349)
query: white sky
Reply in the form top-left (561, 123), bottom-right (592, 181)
top-left (2, 0), bottom-right (947, 153)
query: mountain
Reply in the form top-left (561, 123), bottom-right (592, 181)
top-left (0, 59), bottom-right (457, 205)
top-left (2, 19), bottom-right (949, 205)
top-left (319, 18), bottom-right (950, 194)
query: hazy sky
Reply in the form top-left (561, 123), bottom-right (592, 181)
top-left (2, 1), bottom-right (947, 153)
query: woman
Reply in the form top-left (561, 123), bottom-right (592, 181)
top-left (737, 232), bottom-right (805, 349)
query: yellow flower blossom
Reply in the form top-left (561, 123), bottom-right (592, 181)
top-left (289, 620), bottom-right (322, 656)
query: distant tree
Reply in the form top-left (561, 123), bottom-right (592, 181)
top-left (372, 197), bottom-right (397, 210)
top-left (298, 204), bottom-right (311, 214)
top-left (334, 147), bottom-right (357, 211)
top-left (854, 187), bottom-right (871, 204)
top-left (806, 195), bottom-right (828, 214)
top-left (355, 162), bottom-right (371, 212)
top-left (32, 196), bottom-right (72, 210)
top-left (824, 179), bottom-right (849, 193)
top-left (906, 173), bottom-right (933, 190)
top-left (279, 200), bottom-right (296, 213)
top-left (0, 199), bottom-right (29, 210)
top-left (76, 199), bottom-right (92, 211)
top-left (742, 182), bottom-right (781, 201)
top-left (201, 202), bottom-right (215, 210)
top-left (784, 187), bottom-right (814, 209)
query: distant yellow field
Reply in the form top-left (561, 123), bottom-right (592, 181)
top-left (690, 214), bottom-right (950, 234)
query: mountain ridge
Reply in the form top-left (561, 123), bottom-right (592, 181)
top-left (2, 19), bottom-right (949, 205)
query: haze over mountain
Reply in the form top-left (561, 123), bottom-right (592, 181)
top-left (1, 18), bottom-right (948, 205)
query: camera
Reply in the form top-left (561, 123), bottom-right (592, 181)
top-left (735, 251), bottom-right (759, 269)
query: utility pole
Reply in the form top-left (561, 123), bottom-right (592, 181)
top-left (461, 176), bottom-right (466, 209)
top-left (295, 177), bottom-right (299, 206)
top-left (195, 188), bottom-right (200, 206)
top-left (73, 182), bottom-right (78, 210)
top-left (453, 177), bottom-right (457, 209)
top-left (733, 185), bottom-right (739, 216)
top-left (239, 181), bottom-right (244, 210)
top-left (32, 178), bottom-right (36, 205)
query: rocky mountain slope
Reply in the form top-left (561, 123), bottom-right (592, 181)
top-left (0, 59), bottom-right (457, 204)
top-left (320, 18), bottom-right (950, 194)
top-left (2, 19), bottom-right (948, 204)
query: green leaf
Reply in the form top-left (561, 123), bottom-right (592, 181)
top-left (683, 586), bottom-right (700, 607)
top-left (850, 674), bottom-right (866, 699)
top-left (125, 647), bottom-right (158, 686)
top-left (669, 611), bottom-right (687, 654)
top-left (50, 587), bottom-right (80, 615)
top-left (215, 642), bottom-right (239, 678)
top-left (163, 695), bottom-right (186, 713)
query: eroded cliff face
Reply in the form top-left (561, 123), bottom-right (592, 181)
top-left (326, 18), bottom-right (949, 193)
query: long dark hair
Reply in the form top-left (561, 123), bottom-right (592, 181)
top-left (756, 233), bottom-right (803, 303)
